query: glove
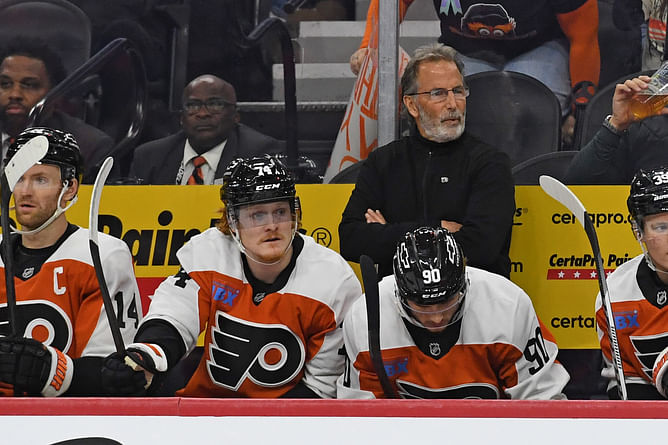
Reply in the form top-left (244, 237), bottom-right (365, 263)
top-left (100, 352), bottom-right (148, 396)
top-left (653, 346), bottom-right (668, 398)
top-left (102, 343), bottom-right (169, 393)
top-left (125, 342), bottom-right (169, 374)
top-left (0, 336), bottom-right (73, 397)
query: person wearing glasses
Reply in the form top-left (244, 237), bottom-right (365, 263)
top-left (129, 75), bottom-right (282, 185)
top-left (339, 43), bottom-right (514, 279)
top-left (350, 0), bottom-right (600, 146)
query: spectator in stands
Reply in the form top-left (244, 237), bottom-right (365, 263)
top-left (349, 0), bottom-right (600, 146)
top-left (564, 73), bottom-right (668, 184)
top-left (339, 43), bottom-right (514, 279)
top-left (129, 75), bottom-right (282, 185)
top-left (597, 165), bottom-right (668, 399)
top-left (0, 128), bottom-right (142, 397)
top-left (100, 155), bottom-right (361, 397)
top-left (642, 0), bottom-right (667, 70)
top-left (338, 227), bottom-right (569, 399)
top-left (0, 37), bottom-right (115, 183)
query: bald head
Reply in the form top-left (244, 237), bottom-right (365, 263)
top-left (182, 75), bottom-right (236, 104)
top-left (181, 75), bottom-right (239, 153)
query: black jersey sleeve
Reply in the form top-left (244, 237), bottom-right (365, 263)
top-left (135, 319), bottom-right (187, 369)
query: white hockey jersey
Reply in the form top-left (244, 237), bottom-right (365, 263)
top-left (0, 227), bottom-right (142, 395)
top-left (337, 266), bottom-right (569, 399)
top-left (596, 254), bottom-right (668, 398)
top-left (143, 228), bottom-right (362, 398)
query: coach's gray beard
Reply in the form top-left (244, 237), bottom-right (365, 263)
top-left (418, 108), bottom-right (465, 143)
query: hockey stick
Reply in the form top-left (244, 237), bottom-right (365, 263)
top-left (89, 157), bottom-right (125, 354)
top-left (539, 175), bottom-right (628, 400)
top-left (1, 136), bottom-right (49, 336)
top-left (359, 254), bottom-right (398, 398)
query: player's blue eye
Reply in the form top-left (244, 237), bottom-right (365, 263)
top-left (250, 211), bottom-right (269, 224)
top-left (651, 223), bottom-right (668, 233)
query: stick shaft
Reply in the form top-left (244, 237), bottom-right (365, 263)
top-left (360, 254), bottom-right (398, 398)
top-left (540, 175), bottom-right (627, 399)
top-left (1, 177), bottom-right (17, 336)
top-left (584, 216), bottom-right (628, 400)
top-left (88, 157), bottom-right (125, 354)
top-left (0, 135), bottom-right (49, 337)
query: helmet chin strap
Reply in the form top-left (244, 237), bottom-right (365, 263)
top-left (228, 210), bottom-right (297, 266)
top-left (12, 182), bottom-right (77, 236)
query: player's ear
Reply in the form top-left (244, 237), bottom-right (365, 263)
top-left (64, 178), bottom-right (79, 201)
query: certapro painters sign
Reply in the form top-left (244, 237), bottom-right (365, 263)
top-left (510, 186), bottom-right (639, 349)
top-left (64, 185), bottom-right (634, 349)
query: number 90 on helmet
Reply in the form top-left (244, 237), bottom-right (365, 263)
top-left (5, 127), bottom-right (83, 184)
top-left (393, 227), bottom-right (467, 328)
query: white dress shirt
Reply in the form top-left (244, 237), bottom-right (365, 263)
top-left (177, 139), bottom-right (227, 185)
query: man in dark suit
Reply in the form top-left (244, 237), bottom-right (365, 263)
top-left (0, 36), bottom-right (115, 183)
top-left (129, 75), bottom-right (282, 185)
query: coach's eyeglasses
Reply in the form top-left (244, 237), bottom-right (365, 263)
top-left (406, 86), bottom-right (469, 102)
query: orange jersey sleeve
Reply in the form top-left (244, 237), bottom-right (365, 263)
top-left (556, 0), bottom-right (600, 90)
top-left (359, 0), bottom-right (414, 48)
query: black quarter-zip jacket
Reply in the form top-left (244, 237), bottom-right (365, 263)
top-left (339, 130), bottom-right (515, 278)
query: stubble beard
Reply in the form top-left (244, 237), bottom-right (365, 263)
top-left (417, 105), bottom-right (466, 143)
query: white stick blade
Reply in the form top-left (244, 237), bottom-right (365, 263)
top-left (539, 175), bottom-right (587, 228)
top-left (88, 157), bottom-right (114, 238)
top-left (4, 135), bottom-right (49, 190)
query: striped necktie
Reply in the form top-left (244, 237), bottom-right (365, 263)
top-left (187, 156), bottom-right (206, 185)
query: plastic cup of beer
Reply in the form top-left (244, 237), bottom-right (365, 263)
top-left (630, 61), bottom-right (668, 120)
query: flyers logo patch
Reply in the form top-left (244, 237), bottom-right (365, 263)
top-left (630, 333), bottom-right (668, 379)
top-left (0, 300), bottom-right (73, 352)
top-left (396, 380), bottom-right (500, 399)
top-left (206, 311), bottom-right (305, 391)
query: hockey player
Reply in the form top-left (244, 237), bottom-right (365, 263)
top-left (337, 226), bottom-right (569, 399)
top-left (598, 165), bottom-right (668, 399)
top-left (102, 155), bottom-right (361, 397)
top-left (0, 127), bottom-right (142, 396)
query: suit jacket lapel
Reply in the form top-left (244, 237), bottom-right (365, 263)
top-left (164, 132), bottom-right (188, 184)
top-left (214, 125), bottom-right (239, 179)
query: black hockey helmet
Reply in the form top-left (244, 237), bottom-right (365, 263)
top-left (393, 227), bottom-right (467, 306)
top-left (627, 165), bottom-right (668, 230)
top-left (5, 127), bottom-right (83, 183)
top-left (220, 154), bottom-right (296, 209)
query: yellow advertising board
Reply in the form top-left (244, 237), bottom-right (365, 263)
top-left (510, 186), bottom-right (640, 349)
top-left (63, 184), bottom-right (635, 350)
